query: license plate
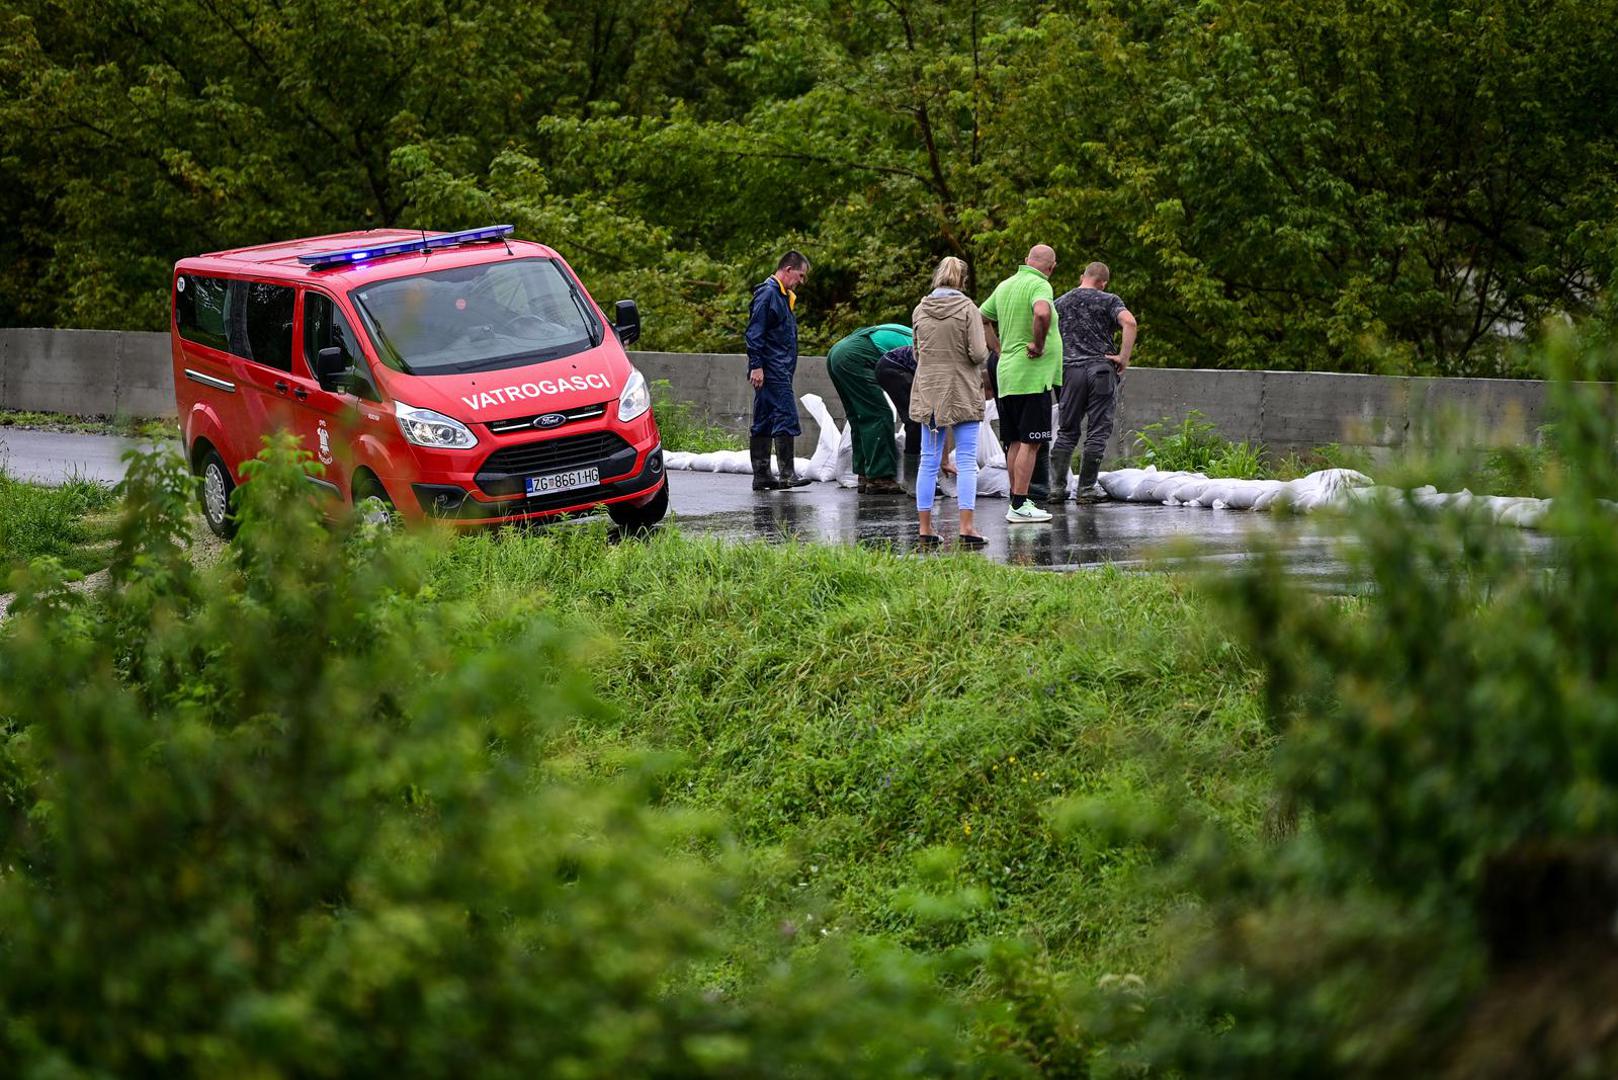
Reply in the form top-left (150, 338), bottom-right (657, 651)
top-left (525, 467), bottom-right (599, 497)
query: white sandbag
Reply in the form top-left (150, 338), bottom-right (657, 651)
top-left (978, 416), bottom-right (1007, 470)
top-left (1193, 481), bottom-right (1241, 508)
top-left (1499, 500), bottom-right (1550, 527)
top-left (1163, 479), bottom-right (1212, 506)
top-left (1098, 468), bottom-right (1154, 500)
top-left (1218, 479), bottom-right (1281, 510)
top-left (1252, 486), bottom-right (1285, 511)
top-left (663, 451), bottom-right (696, 471)
top-left (977, 465), bottom-right (1011, 498)
top-left (1137, 471), bottom-right (1203, 503)
top-left (802, 394), bottom-right (844, 483)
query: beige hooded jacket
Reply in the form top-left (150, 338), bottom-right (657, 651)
top-left (909, 290), bottom-right (990, 428)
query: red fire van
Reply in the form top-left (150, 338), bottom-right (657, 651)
top-left (170, 225), bottom-right (667, 537)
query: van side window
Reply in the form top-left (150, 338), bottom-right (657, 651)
top-left (303, 292), bottom-right (379, 401)
top-left (238, 281), bottom-right (296, 372)
top-left (175, 275), bottom-right (231, 352)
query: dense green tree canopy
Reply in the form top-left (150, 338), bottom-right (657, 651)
top-left (3, 0), bottom-right (1615, 374)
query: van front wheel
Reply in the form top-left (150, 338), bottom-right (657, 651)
top-left (200, 450), bottom-right (238, 540)
top-left (352, 474), bottom-right (398, 530)
top-left (607, 480), bottom-right (669, 533)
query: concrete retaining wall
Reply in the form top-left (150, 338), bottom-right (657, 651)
top-left (632, 353), bottom-right (1555, 459)
top-left (0, 328), bottom-right (1559, 457)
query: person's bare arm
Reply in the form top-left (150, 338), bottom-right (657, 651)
top-left (1108, 309), bottom-right (1138, 371)
top-left (1027, 299), bottom-right (1051, 358)
top-left (981, 315), bottom-right (1001, 355)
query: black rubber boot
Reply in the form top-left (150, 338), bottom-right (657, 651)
top-left (1076, 452), bottom-right (1108, 503)
top-left (775, 435), bottom-right (811, 488)
top-left (1027, 441), bottom-right (1051, 505)
top-left (751, 435), bottom-right (781, 491)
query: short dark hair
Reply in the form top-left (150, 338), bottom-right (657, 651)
top-left (777, 250), bottom-right (811, 272)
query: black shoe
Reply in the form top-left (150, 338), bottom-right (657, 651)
top-left (751, 435), bottom-right (781, 491)
top-left (957, 533), bottom-right (988, 549)
top-left (864, 477), bottom-right (907, 496)
top-left (774, 436), bottom-right (812, 488)
top-left (916, 532), bottom-right (943, 548)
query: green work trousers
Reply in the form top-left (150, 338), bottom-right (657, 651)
top-left (827, 340), bottom-right (900, 480)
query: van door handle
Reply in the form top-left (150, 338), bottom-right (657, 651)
top-left (274, 380), bottom-right (289, 394)
top-left (293, 386), bottom-right (309, 401)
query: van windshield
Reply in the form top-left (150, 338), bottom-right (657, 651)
top-left (350, 257), bottom-right (602, 375)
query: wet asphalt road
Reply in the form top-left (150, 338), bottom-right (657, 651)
top-left (666, 468), bottom-right (1360, 580)
top-left (4, 430), bottom-right (1554, 583)
top-left (0, 429), bottom-right (156, 486)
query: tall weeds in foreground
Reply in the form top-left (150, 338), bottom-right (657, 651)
top-left (1109, 328), bottom-right (1618, 1074)
top-left (0, 436), bottom-right (978, 1077)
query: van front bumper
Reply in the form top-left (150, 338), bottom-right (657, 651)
top-left (410, 445), bottom-right (665, 524)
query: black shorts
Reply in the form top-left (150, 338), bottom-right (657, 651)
top-left (997, 390), bottom-right (1054, 445)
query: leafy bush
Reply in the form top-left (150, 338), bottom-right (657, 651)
top-left (1109, 331), bottom-right (1618, 1073)
top-left (651, 379), bottom-right (744, 452)
top-left (1131, 411), bottom-right (1268, 477)
top-left (0, 438), bottom-right (979, 1077)
top-left (1130, 411), bottom-right (1233, 473)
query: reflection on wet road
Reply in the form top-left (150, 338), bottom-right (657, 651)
top-left (666, 468), bottom-right (1554, 587)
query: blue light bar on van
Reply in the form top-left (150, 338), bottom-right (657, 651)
top-left (296, 225), bottom-right (515, 269)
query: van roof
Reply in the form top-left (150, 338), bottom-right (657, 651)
top-left (176, 229), bottom-right (561, 285)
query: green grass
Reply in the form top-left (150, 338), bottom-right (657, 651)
top-left (0, 408), bottom-right (178, 441)
top-left (651, 380), bottom-right (744, 452)
top-left (428, 526), bottom-right (1273, 985)
top-left (0, 470), bottom-right (120, 579)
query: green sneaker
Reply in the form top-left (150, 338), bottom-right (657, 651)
top-left (1005, 500), bottom-right (1053, 524)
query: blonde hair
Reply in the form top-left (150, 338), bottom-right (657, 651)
top-left (931, 256), bottom-right (969, 291)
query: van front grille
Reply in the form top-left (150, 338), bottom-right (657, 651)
top-left (476, 431), bottom-right (635, 496)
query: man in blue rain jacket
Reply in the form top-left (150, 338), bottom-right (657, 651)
top-left (745, 251), bottom-right (812, 490)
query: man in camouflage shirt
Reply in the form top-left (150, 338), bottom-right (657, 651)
top-left (1051, 262), bottom-right (1138, 501)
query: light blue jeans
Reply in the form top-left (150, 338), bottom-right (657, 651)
top-left (917, 421), bottom-right (979, 513)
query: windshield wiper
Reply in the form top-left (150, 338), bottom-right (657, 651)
top-left (564, 281), bottom-right (603, 346)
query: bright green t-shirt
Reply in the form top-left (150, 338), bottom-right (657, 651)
top-left (980, 265), bottom-right (1061, 395)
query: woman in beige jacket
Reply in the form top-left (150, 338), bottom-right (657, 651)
top-left (910, 256), bottom-right (990, 547)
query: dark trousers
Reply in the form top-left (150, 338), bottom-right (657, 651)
top-left (1052, 359), bottom-right (1119, 480)
top-left (874, 358), bottom-right (921, 457)
top-left (750, 377), bottom-right (801, 437)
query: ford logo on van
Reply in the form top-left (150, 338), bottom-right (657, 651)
top-left (533, 412), bottom-right (568, 430)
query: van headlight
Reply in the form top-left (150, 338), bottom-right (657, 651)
top-left (395, 402), bottom-right (478, 449)
top-left (617, 367), bottom-right (652, 422)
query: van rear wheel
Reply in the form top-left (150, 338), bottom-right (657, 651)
top-left (607, 480), bottom-right (669, 533)
top-left (199, 449), bottom-right (238, 540)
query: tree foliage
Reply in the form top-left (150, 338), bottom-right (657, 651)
top-left (4, 0), bottom-right (1615, 373)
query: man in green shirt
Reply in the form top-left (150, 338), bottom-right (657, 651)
top-left (980, 244), bottom-right (1060, 523)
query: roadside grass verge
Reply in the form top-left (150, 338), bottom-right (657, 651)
top-left (430, 526), bottom-right (1273, 988)
top-left (651, 380), bottom-right (744, 452)
top-left (0, 408), bottom-right (178, 441)
top-left (0, 470), bottom-right (119, 579)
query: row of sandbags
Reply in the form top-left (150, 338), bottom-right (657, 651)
top-left (1096, 466), bottom-right (1375, 511)
top-left (1097, 466), bottom-right (1559, 528)
top-left (660, 399), bottom-right (1560, 528)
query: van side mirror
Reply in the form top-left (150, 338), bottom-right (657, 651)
top-left (315, 346), bottom-right (349, 391)
top-left (613, 300), bottom-right (641, 347)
